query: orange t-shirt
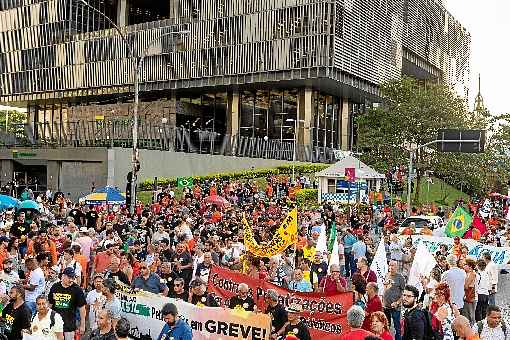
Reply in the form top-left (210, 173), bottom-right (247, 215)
top-left (212, 211), bottom-right (222, 223)
top-left (0, 248), bottom-right (8, 271)
top-left (26, 240), bottom-right (58, 265)
top-left (94, 251), bottom-right (114, 274)
top-left (466, 335), bottom-right (480, 340)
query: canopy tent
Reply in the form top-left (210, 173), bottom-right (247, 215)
top-left (82, 186), bottom-right (126, 205)
top-left (316, 155), bottom-right (385, 204)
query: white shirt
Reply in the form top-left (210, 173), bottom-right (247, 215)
top-left (485, 261), bottom-right (499, 293)
top-left (476, 271), bottom-right (490, 295)
top-left (441, 267), bottom-right (466, 309)
top-left (86, 289), bottom-right (103, 330)
top-left (29, 310), bottom-right (64, 340)
top-left (473, 319), bottom-right (508, 340)
top-left (25, 267), bottom-right (46, 302)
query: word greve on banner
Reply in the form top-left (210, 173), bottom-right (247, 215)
top-left (208, 265), bottom-right (353, 340)
top-left (114, 282), bottom-right (271, 340)
top-left (400, 235), bottom-right (510, 267)
top-left (243, 208), bottom-right (298, 257)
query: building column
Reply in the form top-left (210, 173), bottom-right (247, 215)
top-left (167, 92), bottom-right (177, 151)
top-left (227, 90), bottom-right (239, 136)
top-left (117, 0), bottom-right (128, 27)
top-left (340, 98), bottom-right (349, 151)
top-left (298, 88), bottom-right (313, 145)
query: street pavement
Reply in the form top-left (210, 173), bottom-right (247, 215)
top-left (497, 270), bottom-right (510, 325)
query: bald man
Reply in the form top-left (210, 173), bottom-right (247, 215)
top-left (452, 315), bottom-right (480, 340)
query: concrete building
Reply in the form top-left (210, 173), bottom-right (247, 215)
top-left (0, 0), bottom-right (470, 194)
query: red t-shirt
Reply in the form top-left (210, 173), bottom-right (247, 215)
top-left (340, 329), bottom-right (374, 340)
top-left (362, 295), bottom-right (383, 330)
top-left (319, 275), bottom-right (347, 294)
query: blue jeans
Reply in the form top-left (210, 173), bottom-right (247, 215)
top-left (384, 308), bottom-right (402, 340)
top-left (344, 252), bottom-right (356, 278)
top-left (488, 292), bottom-right (496, 306)
top-left (25, 301), bottom-right (36, 316)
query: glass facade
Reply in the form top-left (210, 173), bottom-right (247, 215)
top-left (311, 92), bottom-right (339, 149)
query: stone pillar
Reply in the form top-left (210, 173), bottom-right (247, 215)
top-left (167, 92), bottom-right (177, 151)
top-left (0, 160), bottom-right (14, 185)
top-left (227, 90), bottom-right (239, 136)
top-left (298, 88), bottom-right (313, 145)
top-left (117, 0), bottom-right (128, 27)
top-left (47, 161), bottom-right (60, 192)
top-left (340, 98), bottom-right (349, 151)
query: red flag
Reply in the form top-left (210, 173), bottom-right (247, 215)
top-left (345, 168), bottom-right (355, 182)
top-left (472, 216), bottom-right (487, 236)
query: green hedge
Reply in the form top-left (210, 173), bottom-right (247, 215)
top-left (139, 163), bottom-right (329, 191)
top-left (296, 189), bottom-right (319, 207)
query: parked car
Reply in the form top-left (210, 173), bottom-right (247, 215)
top-left (397, 215), bottom-right (444, 235)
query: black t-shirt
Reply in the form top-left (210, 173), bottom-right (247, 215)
top-left (69, 209), bottom-right (85, 226)
top-left (105, 270), bottom-right (130, 285)
top-left (228, 295), bottom-right (256, 311)
top-left (48, 282), bottom-right (87, 332)
top-left (9, 221), bottom-right (29, 239)
top-left (169, 290), bottom-right (188, 301)
top-left (266, 303), bottom-right (288, 334)
top-left (284, 321), bottom-right (311, 340)
top-left (161, 248), bottom-right (175, 262)
top-left (85, 211), bottom-right (99, 228)
top-left (172, 252), bottom-right (192, 281)
top-left (113, 223), bottom-right (129, 240)
top-left (1, 302), bottom-right (31, 340)
top-left (190, 293), bottom-right (219, 307)
top-left (89, 328), bottom-right (117, 340)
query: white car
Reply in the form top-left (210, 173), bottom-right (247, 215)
top-left (398, 215), bottom-right (444, 235)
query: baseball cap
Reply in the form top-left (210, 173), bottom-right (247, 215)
top-left (0, 236), bottom-right (9, 243)
top-left (62, 267), bottom-right (76, 278)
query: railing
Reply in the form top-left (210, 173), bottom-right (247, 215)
top-left (0, 120), bottom-right (338, 163)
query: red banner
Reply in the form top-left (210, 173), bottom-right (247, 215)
top-left (344, 167), bottom-right (356, 182)
top-left (208, 266), bottom-right (353, 340)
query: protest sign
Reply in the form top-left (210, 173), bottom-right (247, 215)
top-left (407, 243), bottom-right (437, 295)
top-left (370, 239), bottom-right (389, 294)
top-left (401, 235), bottom-right (510, 266)
top-left (208, 266), bottom-right (353, 340)
top-left (114, 283), bottom-right (271, 340)
top-left (243, 208), bottom-right (297, 257)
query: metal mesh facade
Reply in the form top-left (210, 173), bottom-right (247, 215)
top-left (0, 0), bottom-right (470, 104)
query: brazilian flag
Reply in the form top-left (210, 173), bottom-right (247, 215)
top-left (445, 207), bottom-right (472, 237)
top-left (177, 177), bottom-right (193, 188)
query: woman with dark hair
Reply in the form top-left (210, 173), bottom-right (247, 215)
top-left (370, 311), bottom-right (393, 340)
top-left (429, 282), bottom-right (455, 340)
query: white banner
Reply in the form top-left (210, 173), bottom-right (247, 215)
top-left (370, 240), bottom-right (389, 294)
top-left (115, 284), bottom-right (271, 340)
top-left (407, 243), bottom-right (437, 295)
top-left (401, 235), bottom-right (510, 267)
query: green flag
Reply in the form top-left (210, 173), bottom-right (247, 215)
top-left (177, 177), bottom-right (193, 188)
top-left (327, 222), bottom-right (337, 253)
top-left (445, 206), bottom-right (472, 237)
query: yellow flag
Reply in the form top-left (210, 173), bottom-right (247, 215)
top-left (243, 208), bottom-right (298, 257)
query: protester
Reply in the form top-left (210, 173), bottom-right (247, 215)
top-left (189, 278), bottom-right (218, 307)
top-left (429, 282), bottom-right (455, 340)
top-left (157, 303), bottom-right (192, 340)
top-left (99, 279), bottom-right (122, 328)
top-left (441, 254), bottom-right (466, 311)
top-left (87, 274), bottom-right (104, 331)
top-left (1, 285), bottom-right (32, 340)
top-left (281, 303), bottom-right (311, 340)
top-left (362, 282), bottom-right (383, 331)
top-left (482, 252), bottom-right (498, 306)
top-left (318, 264), bottom-right (347, 293)
top-left (131, 261), bottom-right (168, 295)
top-left (265, 289), bottom-right (288, 338)
top-left (48, 267), bottom-right (87, 339)
top-left (452, 315), bottom-right (480, 340)
top-left (340, 305), bottom-right (374, 340)
top-left (383, 260), bottom-right (404, 340)
top-left (475, 259), bottom-right (490, 322)
top-left (114, 317), bottom-right (131, 340)
top-left (228, 283), bottom-right (256, 311)
top-left (401, 285), bottom-right (426, 340)
top-left (23, 256), bottom-right (46, 315)
top-left (462, 258), bottom-right (477, 324)
top-left (89, 309), bottom-right (117, 340)
top-left (370, 311), bottom-right (393, 340)
top-left (169, 277), bottom-right (187, 300)
top-left (29, 294), bottom-right (65, 340)
top-left (288, 268), bottom-right (313, 292)
top-left (472, 305), bottom-right (507, 340)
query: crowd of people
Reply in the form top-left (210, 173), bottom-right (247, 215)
top-left (0, 174), bottom-right (507, 340)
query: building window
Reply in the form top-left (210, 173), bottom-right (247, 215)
top-left (327, 179), bottom-right (336, 193)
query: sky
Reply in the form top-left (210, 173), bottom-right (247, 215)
top-left (446, 0), bottom-right (510, 115)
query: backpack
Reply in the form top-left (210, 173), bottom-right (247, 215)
top-left (477, 320), bottom-right (507, 337)
top-left (32, 310), bottom-right (57, 329)
top-left (421, 309), bottom-right (442, 340)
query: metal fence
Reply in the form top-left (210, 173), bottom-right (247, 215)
top-left (1, 120), bottom-right (337, 163)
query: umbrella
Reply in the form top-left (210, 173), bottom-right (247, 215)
top-left (83, 186), bottom-right (125, 205)
top-left (17, 199), bottom-right (40, 212)
top-left (202, 195), bottom-right (230, 208)
top-left (0, 194), bottom-right (19, 211)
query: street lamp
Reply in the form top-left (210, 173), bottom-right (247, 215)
top-left (286, 118), bottom-right (305, 182)
top-left (77, 0), bottom-right (189, 214)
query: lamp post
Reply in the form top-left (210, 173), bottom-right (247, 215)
top-left (78, 0), bottom-right (189, 214)
top-left (286, 118), bottom-right (305, 182)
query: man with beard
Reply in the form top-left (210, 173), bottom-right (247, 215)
top-left (1, 285), bottom-right (31, 340)
top-left (159, 261), bottom-right (179, 292)
top-left (157, 303), bottom-right (192, 340)
top-left (228, 283), bottom-right (256, 312)
top-left (0, 259), bottom-right (20, 293)
top-left (401, 285), bottom-right (426, 340)
top-left (29, 295), bottom-right (64, 340)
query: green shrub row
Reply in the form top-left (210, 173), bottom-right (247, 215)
top-left (138, 163), bottom-right (329, 191)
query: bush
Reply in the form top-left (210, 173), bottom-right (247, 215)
top-left (296, 189), bottom-right (318, 208)
top-left (138, 163), bottom-right (328, 191)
